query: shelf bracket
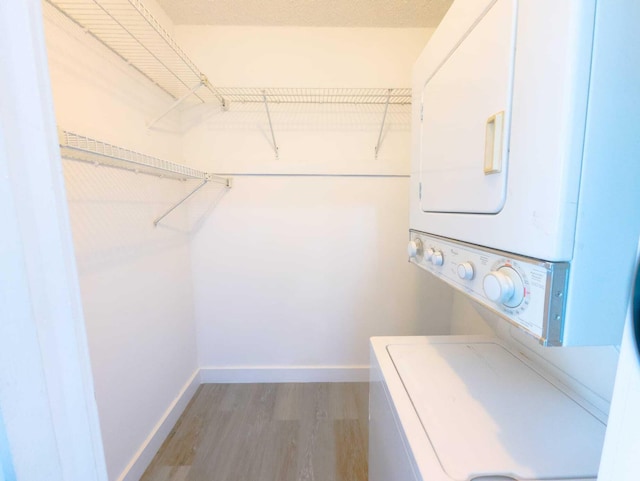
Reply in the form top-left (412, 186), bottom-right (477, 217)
top-left (374, 89), bottom-right (392, 159)
top-left (203, 77), bottom-right (228, 111)
top-left (262, 91), bottom-right (279, 159)
top-left (154, 179), bottom-right (208, 226)
top-left (147, 80), bottom-right (205, 129)
top-left (153, 174), bottom-right (232, 226)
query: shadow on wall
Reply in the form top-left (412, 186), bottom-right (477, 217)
top-left (180, 102), bottom-right (413, 173)
top-left (182, 101), bottom-right (411, 132)
top-left (180, 183), bottom-right (230, 236)
top-left (62, 161), bottom-right (229, 274)
top-left (187, 175), bottom-right (455, 367)
top-left (43, 2), bottom-right (182, 134)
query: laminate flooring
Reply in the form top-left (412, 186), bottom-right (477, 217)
top-left (140, 383), bottom-right (369, 481)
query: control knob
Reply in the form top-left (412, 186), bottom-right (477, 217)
top-left (483, 266), bottom-right (525, 307)
top-left (407, 238), bottom-right (423, 260)
top-left (431, 250), bottom-right (444, 266)
top-left (457, 262), bottom-right (475, 280)
top-left (425, 247), bottom-right (435, 261)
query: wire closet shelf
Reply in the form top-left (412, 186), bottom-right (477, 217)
top-left (58, 130), bottom-right (231, 226)
top-left (46, 0), bottom-right (412, 159)
top-left (58, 129), bottom-right (229, 185)
top-left (44, 0), bottom-right (225, 107)
top-left (43, 0), bottom-right (413, 108)
top-left (216, 87), bottom-right (412, 105)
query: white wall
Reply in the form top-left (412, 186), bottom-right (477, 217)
top-left (177, 26), bottom-right (453, 377)
top-left (42, 3), bottom-right (200, 480)
top-left (188, 176), bottom-right (452, 377)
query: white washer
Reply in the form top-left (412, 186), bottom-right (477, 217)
top-left (369, 336), bottom-right (606, 481)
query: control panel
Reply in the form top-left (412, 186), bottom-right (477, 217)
top-left (408, 230), bottom-right (569, 346)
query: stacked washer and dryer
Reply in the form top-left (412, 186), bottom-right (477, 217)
top-left (369, 1), bottom-right (640, 480)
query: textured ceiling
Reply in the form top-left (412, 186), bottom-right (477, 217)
top-left (155, 0), bottom-right (453, 27)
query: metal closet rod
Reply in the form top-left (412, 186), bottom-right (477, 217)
top-left (212, 173), bottom-right (409, 178)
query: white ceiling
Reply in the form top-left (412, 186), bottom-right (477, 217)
top-left (155, 0), bottom-right (453, 28)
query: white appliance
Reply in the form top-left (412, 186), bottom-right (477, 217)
top-left (369, 1), bottom-right (640, 481)
top-left (369, 336), bottom-right (606, 481)
top-left (408, 0), bottom-right (640, 346)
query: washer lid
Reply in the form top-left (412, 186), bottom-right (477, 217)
top-left (387, 342), bottom-right (606, 480)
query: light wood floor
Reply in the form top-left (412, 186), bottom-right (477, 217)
top-left (140, 383), bottom-right (369, 481)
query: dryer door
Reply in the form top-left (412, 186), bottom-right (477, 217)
top-left (419, 0), bottom-right (517, 214)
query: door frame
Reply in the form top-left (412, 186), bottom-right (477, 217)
top-left (0, 1), bottom-right (108, 480)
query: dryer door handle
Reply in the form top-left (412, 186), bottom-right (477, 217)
top-left (483, 111), bottom-right (505, 175)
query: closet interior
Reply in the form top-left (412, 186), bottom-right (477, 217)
top-left (41, 0), bottom-right (451, 479)
top-left (35, 1), bottom-right (626, 480)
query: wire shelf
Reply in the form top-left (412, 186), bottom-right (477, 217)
top-left (44, 0), bottom-right (225, 105)
top-left (43, 1), bottom-right (410, 109)
top-left (216, 87), bottom-right (412, 105)
top-left (58, 129), bottom-right (209, 181)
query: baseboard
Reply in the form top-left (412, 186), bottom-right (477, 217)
top-left (199, 365), bottom-right (370, 383)
top-left (116, 369), bottom-right (201, 481)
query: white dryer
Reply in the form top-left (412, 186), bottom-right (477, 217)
top-left (409, 0), bottom-right (640, 347)
top-left (369, 336), bottom-right (606, 481)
